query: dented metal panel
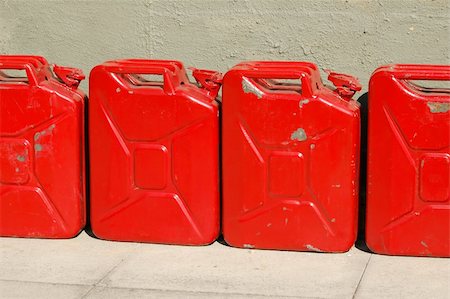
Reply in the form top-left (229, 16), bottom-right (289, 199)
top-left (366, 64), bottom-right (450, 257)
top-left (222, 61), bottom-right (361, 252)
top-left (89, 59), bottom-right (221, 245)
top-left (0, 55), bottom-right (86, 238)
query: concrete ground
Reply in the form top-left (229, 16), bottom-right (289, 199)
top-left (1, 231), bottom-right (449, 299)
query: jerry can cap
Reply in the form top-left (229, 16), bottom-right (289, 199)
top-left (326, 70), bottom-right (362, 99)
top-left (53, 65), bottom-right (85, 89)
top-left (190, 67), bottom-right (223, 98)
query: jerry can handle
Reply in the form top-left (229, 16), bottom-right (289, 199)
top-left (326, 70), bottom-right (362, 100)
top-left (243, 69), bottom-right (314, 97)
top-left (390, 65), bottom-right (450, 81)
top-left (53, 65), bottom-right (85, 89)
top-left (0, 61), bottom-right (39, 86)
top-left (110, 66), bottom-right (176, 95)
top-left (117, 59), bottom-right (184, 71)
top-left (189, 67), bottom-right (223, 98)
top-left (1, 55), bottom-right (48, 67)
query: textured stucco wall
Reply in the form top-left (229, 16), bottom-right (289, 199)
top-left (1, 0), bottom-right (449, 93)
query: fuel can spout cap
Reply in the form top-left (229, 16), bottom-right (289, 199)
top-left (326, 70), bottom-right (362, 100)
top-left (53, 65), bottom-right (85, 89)
top-left (190, 67), bottom-right (223, 98)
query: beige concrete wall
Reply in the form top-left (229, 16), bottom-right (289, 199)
top-left (1, 0), bottom-right (449, 92)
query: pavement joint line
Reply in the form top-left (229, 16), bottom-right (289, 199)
top-left (0, 278), bottom-right (91, 287)
top-left (80, 285), bottom-right (328, 299)
top-left (79, 285), bottom-right (96, 299)
top-left (79, 243), bottom-right (143, 299)
top-left (352, 253), bottom-right (372, 299)
top-left (0, 278), bottom-right (326, 299)
top-left (0, 277), bottom-right (327, 299)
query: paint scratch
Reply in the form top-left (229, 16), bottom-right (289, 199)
top-left (242, 78), bottom-right (263, 99)
top-left (34, 124), bottom-right (56, 141)
top-left (290, 128), bottom-right (307, 141)
top-left (299, 99), bottom-right (309, 107)
top-left (306, 244), bottom-right (323, 252)
top-left (427, 102), bottom-right (450, 113)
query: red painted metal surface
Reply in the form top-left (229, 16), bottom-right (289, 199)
top-left (222, 61), bottom-right (361, 252)
top-left (366, 64), bottom-right (450, 257)
top-left (89, 59), bottom-right (220, 244)
top-left (0, 55), bottom-right (86, 238)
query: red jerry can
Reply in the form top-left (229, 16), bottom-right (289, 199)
top-left (0, 55), bottom-right (86, 238)
top-left (366, 64), bottom-right (450, 257)
top-left (89, 59), bottom-right (221, 245)
top-left (222, 61), bottom-right (361, 252)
